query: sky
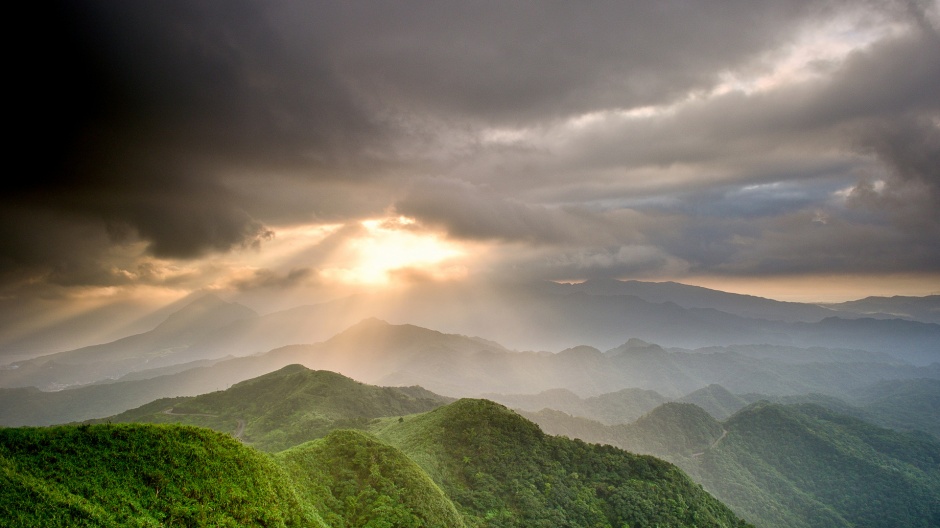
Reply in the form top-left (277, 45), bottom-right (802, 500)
top-left (2, 0), bottom-right (939, 352)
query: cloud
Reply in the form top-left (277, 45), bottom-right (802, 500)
top-left (4, 0), bottom-right (939, 307)
top-left (314, 0), bottom-right (828, 124)
top-left (7, 1), bottom-right (379, 273)
top-left (847, 114), bottom-right (940, 229)
top-left (231, 267), bottom-right (315, 291)
top-left (394, 179), bottom-right (644, 246)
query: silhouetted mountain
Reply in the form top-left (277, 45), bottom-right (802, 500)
top-left (785, 316), bottom-right (940, 365)
top-left (485, 386), bottom-right (669, 425)
top-left (5, 319), bottom-right (939, 426)
top-left (0, 294), bottom-right (257, 390)
top-left (378, 282), bottom-right (940, 363)
top-left (6, 281), bottom-right (938, 394)
top-left (551, 278), bottom-right (842, 322)
top-left (677, 343), bottom-right (899, 364)
top-left (678, 384), bottom-right (750, 421)
top-left (820, 294), bottom-right (940, 324)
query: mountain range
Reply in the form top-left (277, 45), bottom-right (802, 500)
top-left (519, 395), bottom-right (940, 528)
top-left (10, 363), bottom-right (935, 527)
top-left (2, 280), bottom-right (938, 526)
top-left (2, 315), bottom-right (938, 427)
top-left (3, 280), bottom-right (938, 393)
top-left (2, 367), bottom-right (753, 527)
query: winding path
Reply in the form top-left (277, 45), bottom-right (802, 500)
top-left (161, 407), bottom-right (246, 442)
top-left (691, 428), bottom-right (728, 458)
top-left (233, 419), bottom-right (246, 441)
top-left (161, 407), bottom-right (217, 417)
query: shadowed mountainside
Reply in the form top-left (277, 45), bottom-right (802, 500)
top-left (522, 400), bottom-right (940, 528)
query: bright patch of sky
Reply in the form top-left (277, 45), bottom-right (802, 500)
top-left (319, 216), bottom-right (466, 285)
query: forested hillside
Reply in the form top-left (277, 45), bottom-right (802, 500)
top-left (522, 400), bottom-right (940, 528)
top-left (96, 365), bottom-right (451, 452)
top-left (374, 398), bottom-right (751, 527)
top-left (2, 392), bottom-right (753, 527)
top-left (0, 424), bottom-right (325, 527)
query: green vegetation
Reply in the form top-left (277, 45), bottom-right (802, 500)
top-left (2, 388), bottom-right (754, 527)
top-left (277, 430), bottom-right (466, 527)
top-left (696, 402), bottom-right (940, 528)
top-left (677, 384), bottom-right (749, 421)
top-left (523, 399), bottom-right (940, 528)
top-left (0, 423), bottom-right (325, 527)
top-left (848, 378), bottom-right (940, 437)
top-left (99, 365), bottom-right (452, 452)
top-left (374, 398), bottom-right (751, 527)
top-left (487, 386), bottom-right (669, 425)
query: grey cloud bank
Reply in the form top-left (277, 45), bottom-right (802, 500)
top-left (3, 0), bottom-right (938, 313)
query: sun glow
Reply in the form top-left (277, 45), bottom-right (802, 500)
top-left (321, 216), bottom-right (466, 285)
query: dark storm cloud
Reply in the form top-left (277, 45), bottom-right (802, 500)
top-left (312, 0), bottom-right (821, 123)
top-left (529, 29), bottom-right (940, 194)
top-left (6, 0), bottom-right (378, 281)
top-left (477, 20), bottom-right (940, 279)
top-left (848, 115), bottom-right (940, 229)
top-left (394, 180), bottom-right (643, 246)
top-left (5, 0), bottom-right (938, 296)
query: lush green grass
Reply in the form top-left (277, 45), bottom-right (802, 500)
top-left (0, 423), bottom-right (326, 527)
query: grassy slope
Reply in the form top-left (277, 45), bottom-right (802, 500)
top-left (99, 364), bottom-right (452, 452)
top-left (277, 429), bottom-right (467, 528)
top-left (2, 402), bottom-right (754, 528)
top-left (374, 398), bottom-right (751, 528)
top-left (0, 423), bottom-right (326, 528)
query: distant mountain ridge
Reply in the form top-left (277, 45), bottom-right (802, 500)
top-left (820, 294), bottom-right (940, 324)
top-left (3, 318), bottom-right (939, 426)
top-left (0, 294), bottom-right (257, 390)
top-left (4, 280), bottom-right (938, 393)
top-left (549, 279), bottom-right (843, 322)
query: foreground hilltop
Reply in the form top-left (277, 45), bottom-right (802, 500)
top-left (374, 398), bottom-right (750, 527)
top-left (0, 424), bottom-right (325, 527)
top-left (1, 369), bottom-right (752, 527)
